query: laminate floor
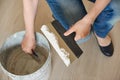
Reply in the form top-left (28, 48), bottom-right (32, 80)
top-left (0, 0), bottom-right (120, 80)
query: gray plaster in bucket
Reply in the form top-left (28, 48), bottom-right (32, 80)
top-left (0, 31), bottom-right (51, 80)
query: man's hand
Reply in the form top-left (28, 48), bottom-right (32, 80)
top-left (64, 18), bottom-right (92, 41)
top-left (21, 32), bottom-right (36, 54)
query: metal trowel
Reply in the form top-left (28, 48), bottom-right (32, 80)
top-left (30, 49), bottom-right (41, 63)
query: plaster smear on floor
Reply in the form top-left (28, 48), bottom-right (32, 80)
top-left (41, 25), bottom-right (70, 67)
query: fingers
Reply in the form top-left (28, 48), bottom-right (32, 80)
top-left (64, 26), bottom-right (82, 41)
top-left (64, 27), bottom-right (84, 41)
top-left (22, 46), bottom-right (36, 54)
top-left (21, 37), bottom-right (36, 54)
top-left (21, 44), bottom-right (33, 54)
top-left (64, 27), bottom-right (75, 36)
top-left (74, 34), bottom-right (82, 41)
top-left (23, 48), bottom-right (32, 54)
top-left (75, 32), bottom-right (88, 41)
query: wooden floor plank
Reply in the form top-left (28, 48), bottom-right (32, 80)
top-left (0, 0), bottom-right (120, 80)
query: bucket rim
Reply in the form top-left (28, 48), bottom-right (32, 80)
top-left (0, 31), bottom-right (51, 77)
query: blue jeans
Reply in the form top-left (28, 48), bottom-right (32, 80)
top-left (46, 0), bottom-right (120, 38)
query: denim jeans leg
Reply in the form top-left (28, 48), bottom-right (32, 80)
top-left (108, 0), bottom-right (120, 25)
top-left (90, 0), bottom-right (120, 38)
top-left (46, 0), bottom-right (92, 44)
top-left (46, 0), bottom-right (87, 30)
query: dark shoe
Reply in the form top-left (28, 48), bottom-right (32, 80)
top-left (99, 41), bottom-right (114, 57)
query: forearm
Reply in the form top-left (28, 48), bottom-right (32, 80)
top-left (23, 0), bottom-right (38, 34)
top-left (83, 0), bottom-right (111, 24)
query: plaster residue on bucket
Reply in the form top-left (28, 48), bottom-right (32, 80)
top-left (41, 25), bottom-right (70, 66)
top-left (0, 45), bottom-right (48, 75)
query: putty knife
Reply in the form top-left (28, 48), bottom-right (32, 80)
top-left (41, 20), bottom-right (83, 67)
top-left (30, 49), bottom-right (41, 63)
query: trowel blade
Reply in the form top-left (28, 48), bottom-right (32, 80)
top-left (31, 50), bottom-right (41, 63)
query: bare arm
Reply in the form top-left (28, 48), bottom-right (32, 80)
top-left (22, 0), bottom-right (38, 53)
top-left (23, 0), bottom-right (38, 35)
top-left (64, 0), bottom-right (111, 40)
top-left (84, 0), bottom-right (111, 24)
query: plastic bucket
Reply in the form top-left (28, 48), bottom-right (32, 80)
top-left (0, 31), bottom-right (51, 80)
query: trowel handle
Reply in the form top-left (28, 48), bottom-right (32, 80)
top-left (32, 49), bottom-right (38, 57)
